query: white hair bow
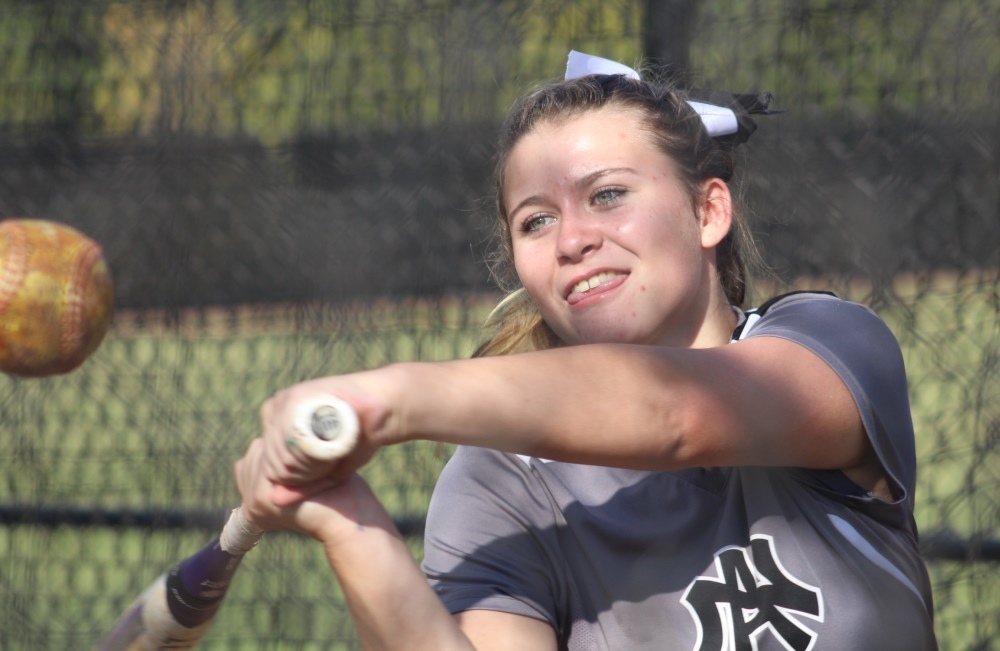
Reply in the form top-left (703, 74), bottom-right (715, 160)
top-left (565, 50), bottom-right (740, 138)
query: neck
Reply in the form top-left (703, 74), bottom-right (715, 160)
top-left (690, 296), bottom-right (739, 349)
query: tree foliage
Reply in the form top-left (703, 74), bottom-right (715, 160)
top-left (0, 0), bottom-right (996, 142)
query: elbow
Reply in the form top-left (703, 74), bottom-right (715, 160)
top-left (643, 391), bottom-right (733, 470)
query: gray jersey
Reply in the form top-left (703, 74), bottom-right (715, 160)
top-left (422, 293), bottom-right (937, 650)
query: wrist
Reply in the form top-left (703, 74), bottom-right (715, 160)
top-left (359, 361), bottom-right (419, 447)
top-left (313, 480), bottom-right (404, 563)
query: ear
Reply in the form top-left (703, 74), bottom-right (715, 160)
top-left (697, 178), bottom-right (733, 250)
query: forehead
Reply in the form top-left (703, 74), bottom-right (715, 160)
top-left (503, 105), bottom-right (667, 182)
top-left (525, 105), bottom-right (651, 148)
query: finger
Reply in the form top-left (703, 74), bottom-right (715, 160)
top-left (261, 442), bottom-right (327, 485)
top-left (233, 438), bottom-right (264, 496)
top-left (260, 401), bottom-right (324, 484)
top-left (271, 477), bottom-right (338, 508)
top-left (233, 439), bottom-right (284, 529)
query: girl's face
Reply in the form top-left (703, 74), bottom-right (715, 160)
top-left (503, 106), bottom-right (733, 348)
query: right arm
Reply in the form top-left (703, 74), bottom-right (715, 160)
top-left (234, 439), bottom-right (555, 651)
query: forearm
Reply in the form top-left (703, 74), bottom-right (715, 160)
top-left (237, 441), bottom-right (473, 650)
top-left (377, 344), bottom-right (730, 469)
top-left (324, 524), bottom-right (474, 651)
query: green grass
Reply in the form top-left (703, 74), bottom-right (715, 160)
top-left (1, 281), bottom-right (997, 649)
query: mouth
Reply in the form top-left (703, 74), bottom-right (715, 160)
top-left (566, 271), bottom-right (627, 305)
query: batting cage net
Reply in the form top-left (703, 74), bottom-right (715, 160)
top-left (0, 1), bottom-right (997, 649)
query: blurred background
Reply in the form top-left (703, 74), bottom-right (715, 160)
top-left (0, 0), bottom-right (997, 648)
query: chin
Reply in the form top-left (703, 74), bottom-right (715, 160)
top-left (569, 325), bottom-right (655, 346)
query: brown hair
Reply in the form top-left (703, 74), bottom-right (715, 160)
top-left (475, 74), bottom-right (766, 358)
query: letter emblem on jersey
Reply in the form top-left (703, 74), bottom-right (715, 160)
top-left (680, 535), bottom-right (824, 651)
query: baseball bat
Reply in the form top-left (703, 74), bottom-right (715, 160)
top-left (95, 394), bottom-right (360, 651)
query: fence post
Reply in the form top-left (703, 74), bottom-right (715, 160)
top-left (642, 0), bottom-right (698, 87)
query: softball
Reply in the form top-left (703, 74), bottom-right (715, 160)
top-left (0, 218), bottom-right (115, 377)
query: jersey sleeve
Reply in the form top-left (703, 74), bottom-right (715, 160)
top-left (741, 293), bottom-right (918, 507)
top-left (421, 445), bottom-right (565, 629)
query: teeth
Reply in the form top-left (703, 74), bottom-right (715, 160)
top-left (573, 272), bottom-right (617, 294)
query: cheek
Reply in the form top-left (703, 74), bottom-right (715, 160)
top-left (653, 207), bottom-right (701, 251)
top-left (512, 245), bottom-right (563, 326)
top-left (512, 244), bottom-right (543, 293)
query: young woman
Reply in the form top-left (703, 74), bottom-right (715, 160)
top-left (234, 53), bottom-right (938, 650)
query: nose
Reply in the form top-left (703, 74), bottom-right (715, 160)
top-left (555, 211), bottom-right (602, 262)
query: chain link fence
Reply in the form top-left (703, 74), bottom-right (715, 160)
top-left (0, 0), bottom-right (997, 648)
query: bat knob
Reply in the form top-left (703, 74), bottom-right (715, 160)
top-left (311, 404), bottom-right (345, 441)
top-left (289, 394), bottom-right (360, 460)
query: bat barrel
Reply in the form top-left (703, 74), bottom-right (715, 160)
top-left (95, 532), bottom-right (254, 650)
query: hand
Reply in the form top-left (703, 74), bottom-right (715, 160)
top-left (234, 437), bottom-right (395, 547)
top-left (257, 374), bottom-right (394, 505)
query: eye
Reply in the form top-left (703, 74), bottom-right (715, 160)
top-left (591, 187), bottom-right (626, 206)
top-left (520, 213), bottom-right (556, 233)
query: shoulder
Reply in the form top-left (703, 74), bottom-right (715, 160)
top-left (738, 291), bottom-right (890, 341)
top-left (737, 291), bottom-right (905, 378)
top-left (428, 446), bottom-right (553, 529)
top-left (424, 447), bottom-right (566, 628)
top-left (738, 291), bottom-right (918, 502)
top-left (434, 445), bottom-right (532, 490)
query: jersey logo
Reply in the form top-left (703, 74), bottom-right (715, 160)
top-left (680, 535), bottom-right (824, 651)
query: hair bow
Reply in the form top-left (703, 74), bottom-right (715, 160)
top-left (565, 51), bottom-right (776, 144)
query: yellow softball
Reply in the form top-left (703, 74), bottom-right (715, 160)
top-left (0, 218), bottom-right (115, 377)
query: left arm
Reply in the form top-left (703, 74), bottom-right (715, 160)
top-left (389, 337), bottom-right (869, 471)
top-left (262, 334), bottom-right (876, 493)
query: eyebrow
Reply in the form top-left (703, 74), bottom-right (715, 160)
top-left (507, 167), bottom-right (639, 220)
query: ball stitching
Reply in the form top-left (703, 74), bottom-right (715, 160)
top-left (62, 241), bottom-right (94, 360)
